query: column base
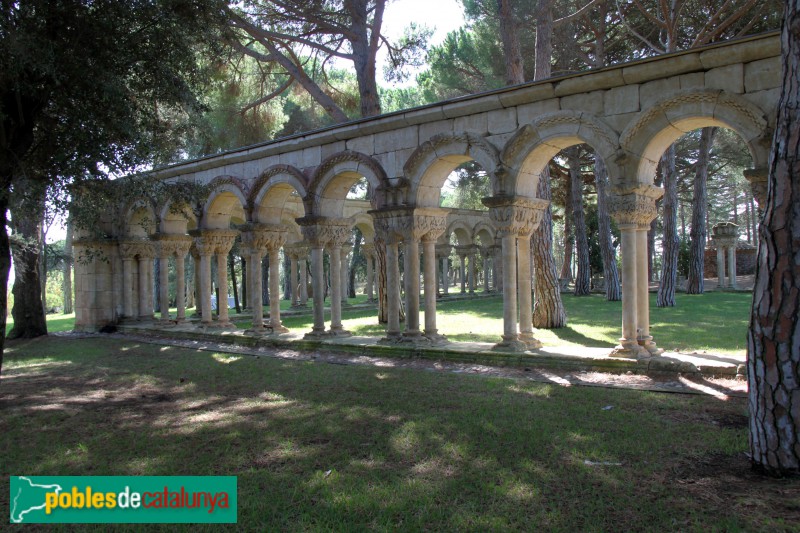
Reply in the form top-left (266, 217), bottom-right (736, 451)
top-left (290, 303), bottom-right (307, 309)
top-left (269, 324), bottom-right (290, 334)
top-left (638, 336), bottom-right (664, 356)
top-left (379, 331), bottom-right (403, 344)
top-left (329, 327), bottom-right (352, 338)
top-left (492, 337), bottom-right (529, 352)
top-left (518, 332), bottom-right (542, 350)
top-left (245, 324), bottom-right (270, 335)
top-left (610, 339), bottom-right (650, 359)
top-left (304, 329), bottom-right (330, 340)
top-left (158, 318), bottom-right (177, 327)
top-left (424, 332), bottom-right (448, 346)
top-left (204, 320), bottom-right (236, 330)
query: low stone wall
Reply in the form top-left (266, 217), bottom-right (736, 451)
top-left (704, 243), bottom-right (757, 277)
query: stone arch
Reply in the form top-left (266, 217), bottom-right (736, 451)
top-left (202, 176), bottom-right (249, 229)
top-left (123, 199), bottom-right (158, 238)
top-left (250, 165), bottom-right (309, 224)
top-left (349, 212), bottom-right (375, 241)
top-left (503, 111), bottom-right (620, 198)
top-left (620, 89), bottom-right (770, 185)
top-left (157, 197), bottom-right (196, 235)
top-left (473, 221), bottom-right (496, 246)
top-left (307, 151), bottom-right (389, 217)
top-left (447, 219), bottom-right (474, 246)
top-left (405, 132), bottom-right (501, 208)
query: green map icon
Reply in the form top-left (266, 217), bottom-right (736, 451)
top-left (10, 476), bottom-right (63, 523)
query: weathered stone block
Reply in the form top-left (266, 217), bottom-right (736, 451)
top-left (742, 88), bottom-right (781, 128)
top-left (345, 134), bottom-right (374, 155)
top-left (639, 78), bottom-right (680, 108)
top-left (374, 126), bottom-right (418, 153)
top-left (604, 85), bottom-right (640, 115)
top-left (487, 107), bottom-right (517, 135)
top-left (402, 105), bottom-right (446, 125)
top-left (419, 119), bottom-right (454, 141)
top-left (454, 111), bottom-right (488, 135)
top-left (319, 140), bottom-right (346, 160)
top-left (442, 95), bottom-right (500, 119)
top-left (705, 63), bottom-right (744, 93)
top-left (517, 98), bottom-right (560, 125)
top-left (678, 72), bottom-right (705, 90)
top-left (301, 145), bottom-right (322, 168)
top-left (745, 57), bottom-right (781, 92)
top-left (554, 69), bottom-right (625, 96)
top-left (700, 35), bottom-right (780, 69)
top-left (561, 90), bottom-right (604, 115)
top-left (621, 53), bottom-right (703, 85)
top-left (498, 83), bottom-right (554, 107)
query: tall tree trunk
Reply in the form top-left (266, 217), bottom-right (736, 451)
top-left (349, 0), bottom-right (384, 117)
top-left (657, 145), bottom-right (679, 307)
top-left (229, 251), bottom-right (240, 314)
top-left (283, 252), bottom-right (291, 300)
top-left (9, 204), bottom-right (48, 339)
top-left (262, 256), bottom-right (269, 305)
top-left (568, 149), bottom-right (590, 295)
top-left (349, 229), bottom-right (362, 298)
top-left (595, 157), bottom-right (621, 300)
top-left (0, 195), bottom-right (10, 375)
top-left (747, 0), bottom-right (800, 476)
top-left (687, 127), bottom-right (717, 294)
top-left (241, 256), bottom-right (247, 308)
top-left (560, 174), bottom-right (574, 280)
top-left (531, 0), bottom-right (566, 328)
top-left (39, 223), bottom-right (46, 312)
top-left (63, 217), bottom-right (73, 314)
top-left (497, 0), bottom-right (525, 85)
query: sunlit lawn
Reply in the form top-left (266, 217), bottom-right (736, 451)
top-left (8, 291), bottom-right (750, 355)
top-left (3, 335), bottom-right (795, 531)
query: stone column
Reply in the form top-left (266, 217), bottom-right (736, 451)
top-left (340, 242), bottom-right (351, 307)
top-left (516, 234), bottom-right (540, 349)
top-left (436, 244), bottom-right (451, 297)
top-left (175, 242), bottom-right (190, 322)
top-left (192, 229), bottom-right (237, 328)
top-left (268, 246), bottom-right (288, 332)
top-left (468, 247), bottom-right (476, 294)
top-left (423, 238), bottom-right (440, 339)
top-left (137, 251), bottom-right (154, 321)
top-left (119, 247), bottom-right (136, 319)
top-left (483, 248), bottom-right (491, 293)
top-left (403, 238), bottom-right (422, 339)
top-left (248, 248), bottom-right (265, 329)
top-left (459, 253), bottom-right (467, 293)
top-left (636, 226), bottom-right (660, 354)
top-left (362, 243), bottom-right (375, 302)
top-left (743, 167), bottom-right (768, 209)
top-left (158, 251), bottom-right (171, 321)
top-left (493, 242), bottom-right (503, 292)
top-left (608, 185), bottom-right (661, 358)
top-left (190, 245), bottom-right (202, 320)
top-left (385, 240), bottom-right (401, 339)
top-left (483, 196), bottom-right (548, 352)
top-left (716, 245), bottom-right (726, 288)
top-left (289, 250), bottom-right (299, 306)
top-left (728, 245), bottom-right (737, 289)
top-left (309, 245), bottom-right (326, 335)
top-left (215, 251), bottom-right (231, 326)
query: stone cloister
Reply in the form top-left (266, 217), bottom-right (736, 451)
top-left (74, 32), bottom-right (780, 358)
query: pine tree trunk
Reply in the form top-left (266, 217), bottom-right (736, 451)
top-left (657, 145), bottom-right (679, 307)
top-left (63, 218), bottom-right (73, 314)
top-left (9, 205), bottom-right (48, 339)
top-left (747, 0), bottom-right (800, 476)
top-left (595, 157), bottom-right (621, 300)
top-left (687, 127), bottom-right (717, 294)
top-left (349, 229), bottom-right (362, 298)
top-left (229, 251), bottom-right (240, 313)
top-left (375, 238), bottom-right (388, 323)
top-left (560, 174), bottom-right (573, 280)
top-left (283, 253), bottom-right (291, 300)
top-left (241, 256), bottom-right (247, 308)
top-left (262, 256), bottom-right (269, 305)
top-left (0, 195), bottom-right (10, 375)
top-left (532, 167), bottom-right (567, 328)
top-left (497, 0), bottom-right (525, 85)
top-left (569, 149), bottom-right (590, 295)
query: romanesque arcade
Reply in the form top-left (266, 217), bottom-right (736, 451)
top-left (74, 33), bottom-right (780, 358)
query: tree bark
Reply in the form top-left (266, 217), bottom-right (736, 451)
top-left (262, 256), bottom-right (269, 305)
top-left (560, 174), bottom-right (574, 280)
top-left (595, 157), bottom-right (621, 301)
top-left (349, 229), bottom-right (362, 298)
top-left (533, 168), bottom-right (567, 328)
top-left (497, 0), bottom-right (525, 85)
top-left (568, 149), bottom-right (590, 295)
top-left (687, 127), bottom-right (717, 294)
top-left (0, 195), bottom-right (10, 375)
top-left (747, 0), bottom-right (800, 477)
top-left (241, 256), bottom-right (247, 308)
top-left (154, 258), bottom-right (161, 312)
top-left (657, 145), bottom-right (679, 307)
top-left (63, 217), bottom-right (73, 314)
top-left (283, 252), bottom-right (291, 300)
top-left (9, 203), bottom-right (48, 339)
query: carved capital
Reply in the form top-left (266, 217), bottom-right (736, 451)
top-left (240, 223), bottom-right (288, 253)
top-left (296, 216), bottom-right (351, 248)
top-left (369, 207), bottom-right (447, 243)
top-left (152, 234), bottom-right (193, 258)
top-left (743, 168), bottom-right (768, 208)
top-left (190, 229), bottom-right (238, 256)
top-left (608, 185), bottom-right (663, 227)
top-left (482, 195), bottom-right (549, 238)
top-left (119, 239), bottom-right (156, 259)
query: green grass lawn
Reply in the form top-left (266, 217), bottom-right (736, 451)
top-left (6, 291), bottom-right (751, 355)
top-left (2, 335), bottom-right (797, 531)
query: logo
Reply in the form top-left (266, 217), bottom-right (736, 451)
top-left (9, 476), bottom-right (237, 524)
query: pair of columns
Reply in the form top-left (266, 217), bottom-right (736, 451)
top-left (609, 185), bottom-right (663, 358)
top-left (153, 235), bottom-right (193, 323)
top-left (284, 243), bottom-right (310, 308)
top-left (191, 229), bottom-right (238, 328)
top-left (455, 245), bottom-right (477, 294)
top-left (711, 222), bottom-right (740, 290)
top-left (239, 224), bottom-right (288, 333)
top-left (298, 217), bottom-right (353, 338)
top-left (435, 244), bottom-right (451, 296)
top-left (483, 196), bottom-right (549, 351)
top-left (119, 240), bottom-right (156, 321)
top-left (373, 208), bottom-right (448, 344)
